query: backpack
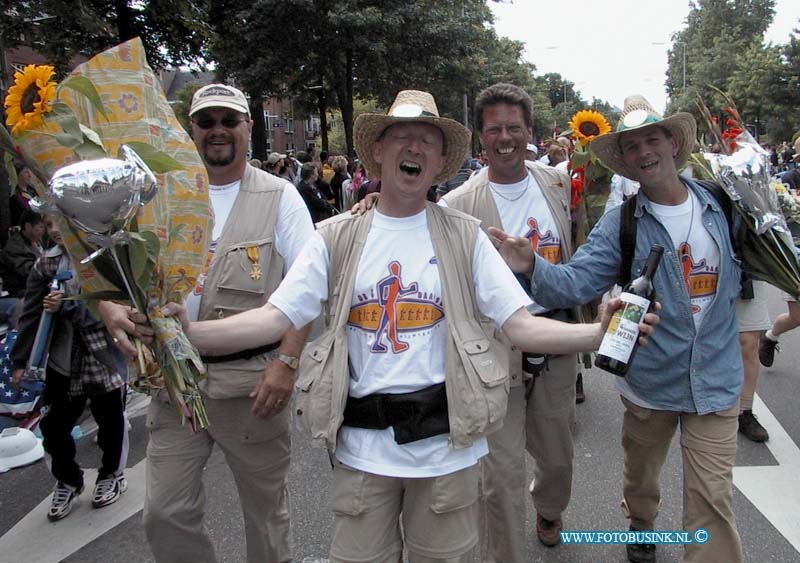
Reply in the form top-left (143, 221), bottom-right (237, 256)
top-left (618, 180), bottom-right (753, 298)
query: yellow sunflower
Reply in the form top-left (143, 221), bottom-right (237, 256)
top-left (568, 110), bottom-right (611, 146)
top-left (4, 64), bottom-right (57, 135)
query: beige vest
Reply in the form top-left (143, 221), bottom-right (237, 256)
top-left (294, 203), bottom-right (508, 451)
top-left (443, 161), bottom-right (577, 386)
top-left (199, 164), bottom-right (287, 399)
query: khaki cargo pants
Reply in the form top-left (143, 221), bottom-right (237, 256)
top-left (621, 396), bottom-right (743, 563)
top-left (143, 391), bottom-right (291, 563)
top-left (477, 353), bottom-right (577, 563)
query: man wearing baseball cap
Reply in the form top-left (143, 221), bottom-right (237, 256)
top-left (101, 83), bottom-right (315, 563)
top-left (490, 95), bottom-right (744, 563)
top-left (167, 89), bottom-right (658, 562)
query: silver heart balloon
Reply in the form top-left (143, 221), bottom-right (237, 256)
top-left (47, 144), bottom-right (158, 236)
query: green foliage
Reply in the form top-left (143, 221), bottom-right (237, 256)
top-left (59, 76), bottom-right (108, 120)
top-left (172, 82), bottom-right (203, 135)
top-left (0, 0), bottom-right (212, 73)
top-left (664, 0), bottom-right (800, 143)
top-left (124, 142), bottom-right (185, 174)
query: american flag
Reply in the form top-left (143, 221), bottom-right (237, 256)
top-left (0, 331), bottom-right (44, 417)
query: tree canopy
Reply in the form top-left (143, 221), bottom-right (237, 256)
top-left (1, 0), bottom-right (213, 73)
top-left (665, 0), bottom-right (799, 142)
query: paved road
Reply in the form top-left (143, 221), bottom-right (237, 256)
top-left (1, 286), bottom-right (799, 562)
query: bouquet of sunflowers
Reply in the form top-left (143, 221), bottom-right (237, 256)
top-left (566, 109), bottom-right (613, 242)
top-left (1, 39), bottom-right (212, 431)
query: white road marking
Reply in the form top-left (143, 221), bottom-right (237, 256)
top-left (733, 394), bottom-right (800, 553)
top-left (0, 459), bottom-right (146, 562)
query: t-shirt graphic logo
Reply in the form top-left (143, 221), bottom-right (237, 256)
top-left (372, 261), bottom-right (418, 353)
top-left (679, 242), bottom-right (718, 313)
top-left (525, 217), bottom-right (561, 264)
top-left (347, 261), bottom-right (444, 354)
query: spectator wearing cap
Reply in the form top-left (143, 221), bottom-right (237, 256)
top-left (265, 151), bottom-right (289, 180)
top-left (98, 83), bottom-right (315, 563)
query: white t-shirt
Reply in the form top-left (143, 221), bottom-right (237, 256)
top-left (617, 189), bottom-right (720, 409)
top-left (441, 171), bottom-right (562, 314)
top-left (186, 179), bottom-right (313, 321)
top-left (269, 209), bottom-right (531, 478)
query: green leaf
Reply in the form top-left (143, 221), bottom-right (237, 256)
top-left (59, 75), bottom-right (108, 120)
top-left (124, 142), bottom-right (185, 173)
top-left (48, 101), bottom-right (83, 143)
top-left (79, 124), bottom-right (105, 149)
top-left (54, 131), bottom-right (81, 149)
top-left (140, 230), bottom-right (161, 260)
top-left (571, 149), bottom-right (591, 169)
top-left (127, 231), bottom-right (159, 296)
top-left (73, 140), bottom-right (107, 159)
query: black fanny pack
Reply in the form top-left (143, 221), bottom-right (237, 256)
top-left (342, 382), bottom-right (450, 445)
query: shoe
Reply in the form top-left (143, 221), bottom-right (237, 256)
top-left (536, 513), bottom-right (563, 547)
top-left (626, 526), bottom-right (656, 563)
top-left (575, 373), bottom-right (585, 404)
top-left (92, 473), bottom-right (128, 508)
top-left (758, 333), bottom-right (779, 367)
top-left (48, 482), bottom-right (83, 522)
top-left (738, 410), bottom-right (769, 442)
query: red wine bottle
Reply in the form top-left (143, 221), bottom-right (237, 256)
top-left (595, 244), bottom-right (664, 377)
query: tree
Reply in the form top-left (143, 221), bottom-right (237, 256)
top-left (1, 1), bottom-right (212, 74)
top-left (727, 42), bottom-right (793, 141)
top-left (211, 0), bottom-right (502, 158)
top-left (665, 0), bottom-right (776, 117)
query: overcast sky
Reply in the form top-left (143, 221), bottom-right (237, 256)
top-left (489, 0), bottom-right (798, 113)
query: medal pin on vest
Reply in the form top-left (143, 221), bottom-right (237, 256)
top-left (25, 271), bottom-right (73, 381)
top-left (246, 246), bottom-right (262, 280)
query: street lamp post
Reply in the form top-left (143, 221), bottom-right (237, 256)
top-left (682, 42), bottom-right (686, 92)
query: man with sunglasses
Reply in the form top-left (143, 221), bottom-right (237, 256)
top-left (101, 84), bottom-right (314, 563)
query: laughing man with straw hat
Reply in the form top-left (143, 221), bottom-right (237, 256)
top-left (163, 90), bottom-right (658, 562)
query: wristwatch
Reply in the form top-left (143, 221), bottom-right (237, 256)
top-left (276, 353), bottom-right (299, 370)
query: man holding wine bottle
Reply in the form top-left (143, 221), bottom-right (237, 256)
top-left (488, 95), bottom-right (745, 563)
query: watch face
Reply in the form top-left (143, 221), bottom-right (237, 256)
top-left (278, 354), bottom-right (299, 369)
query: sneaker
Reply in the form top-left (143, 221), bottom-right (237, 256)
top-left (575, 373), bottom-right (585, 404)
top-left (48, 482), bottom-right (83, 522)
top-left (626, 526), bottom-right (656, 563)
top-left (92, 473), bottom-right (128, 509)
top-left (758, 333), bottom-right (779, 367)
top-left (738, 410), bottom-right (769, 442)
top-left (536, 513), bottom-right (563, 547)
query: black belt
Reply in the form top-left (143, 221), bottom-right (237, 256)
top-left (201, 341), bottom-right (279, 364)
top-left (342, 382), bottom-right (450, 445)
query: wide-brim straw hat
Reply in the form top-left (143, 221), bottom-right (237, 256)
top-left (589, 95), bottom-right (697, 179)
top-left (354, 90), bottom-right (471, 185)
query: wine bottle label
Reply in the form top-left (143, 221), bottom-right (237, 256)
top-left (597, 292), bottom-right (650, 363)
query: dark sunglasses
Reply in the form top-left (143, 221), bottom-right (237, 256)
top-left (193, 114), bottom-right (247, 129)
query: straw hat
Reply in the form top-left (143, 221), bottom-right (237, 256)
top-left (589, 95), bottom-right (696, 179)
top-left (354, 90), bottom-right (470, 185)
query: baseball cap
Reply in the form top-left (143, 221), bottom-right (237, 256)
top-left (266, 152), bottom-right (287, 166)
top-left (190, 84), bottom-right (250, 117)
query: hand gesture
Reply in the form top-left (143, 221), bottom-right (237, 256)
top-left (486, 226), bottom-right (536, 274)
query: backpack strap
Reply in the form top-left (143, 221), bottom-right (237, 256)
top-left (618, 194), bottom-right (638, 286)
